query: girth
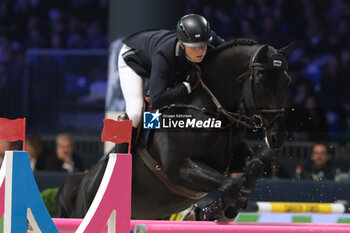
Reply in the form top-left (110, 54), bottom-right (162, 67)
top-left (137, 147), bottom-right (208, 200)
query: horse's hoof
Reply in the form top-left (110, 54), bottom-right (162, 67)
top-left (246, 158), bottom-right (264, 178)
top-left (197, 198), bottom-right (224, 221)
top-left (224, 205), bottom-right (240, 219)
top-left (224, 190), bottom-right (250, 219)
top-left (134, 224), bottom-right (147, 233)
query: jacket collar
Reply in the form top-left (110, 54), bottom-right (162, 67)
top-left (175, 41), bottom-right (181, 57)
top-left (175, 41), bottom-right (197, 66)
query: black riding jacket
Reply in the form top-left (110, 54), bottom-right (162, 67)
top-left (122, 30), bottom-right (224, 109)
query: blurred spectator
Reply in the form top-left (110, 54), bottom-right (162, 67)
top-left (45, 133), bottom-right (84, 173)
top-left (85, 20), bottom-right (107, 49)
top-left (51, 33), bottom-right (65, 49)
top-left (25, 136), bottom-right (49, 171)
top-left (67, 30), bottom-right (86, 48)
top-left (299, 142), bottom-right (337, 181)
top-left (0, 140), bottom-right (17, 166)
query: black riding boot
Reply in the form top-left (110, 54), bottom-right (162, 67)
top-left (130, 126), bottom-right (138, 153)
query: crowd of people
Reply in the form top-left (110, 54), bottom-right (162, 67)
top-left (0, 0), bottom-right (108, 120)
top-left (2, 136), bottom-right (345, 183)
top-left (0, 0), bottom-right (107, 51)
top-left (1, 0), bottom-right (350, 141)
top-left (0, 133), bottom-right (85, 173)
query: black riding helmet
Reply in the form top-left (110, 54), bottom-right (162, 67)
top-left (176, 14), bottom-right (211, 48)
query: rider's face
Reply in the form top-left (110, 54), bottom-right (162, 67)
top-left (181, 43), bottom-right (207, 63)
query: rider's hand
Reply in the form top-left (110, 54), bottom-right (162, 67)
top-left (185, 69), bottom-right (199, 89)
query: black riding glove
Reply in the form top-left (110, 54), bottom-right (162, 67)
top-left (185, 69), bottom-right (199, 89)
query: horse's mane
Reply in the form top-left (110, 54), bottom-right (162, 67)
top-left (208, 38), bottom-right (258, 57)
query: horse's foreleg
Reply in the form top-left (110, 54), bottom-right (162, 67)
top-left (197, 138), bottom-right (263, 221)
top-left (163, 158), bottom-right (240, 220)
top-left (196, 156), bottom-right (264, 221)
top-left (224, 157), bottom-right (264, 219)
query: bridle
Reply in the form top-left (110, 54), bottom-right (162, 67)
top-left (236, 45), bottom-right (286, 131)
top-left (159, 45), bottom-right (287, 131)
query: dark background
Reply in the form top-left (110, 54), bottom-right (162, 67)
top-left (1, 0), bottom-right (350, 142)
top-left (1, 0), bottom-right (350, 206)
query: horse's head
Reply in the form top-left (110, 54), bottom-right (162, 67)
top-left (241, 43), bottom-right (292, 149)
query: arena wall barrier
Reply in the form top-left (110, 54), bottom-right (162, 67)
top-left (1, 151), bottom-right (350, 232)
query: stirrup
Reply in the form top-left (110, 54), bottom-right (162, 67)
top-left (196, 198), bottom-right (224, 221)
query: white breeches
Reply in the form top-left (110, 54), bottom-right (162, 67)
top-left (118, 44), bottom-right (144, 128)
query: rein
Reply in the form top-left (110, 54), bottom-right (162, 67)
top-left (161, 45), bottom-right (285, 131)
top-left (138, 45), bottom-right (287, 201)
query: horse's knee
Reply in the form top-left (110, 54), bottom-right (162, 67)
top-left (245, 157), bottom-right (264, 178)
top-left (217, 178), bottom-right (239, 205)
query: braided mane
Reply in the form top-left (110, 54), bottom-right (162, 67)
top-left (209, 38), bottom-right (258, 57)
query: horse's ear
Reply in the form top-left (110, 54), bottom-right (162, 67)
top-left (255, 44), bottom-right (269, 63)
top-left (278, 42), bottom-right (295, 57)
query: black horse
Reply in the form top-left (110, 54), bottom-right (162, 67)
top-left (56, 39), bottom-right (292, 220)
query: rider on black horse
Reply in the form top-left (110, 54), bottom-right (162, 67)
top-left (57, 14), bottom-right (291, 219)
top-left (118, 14), bottom-right (225, 142)
top-left (117, 14), bottom-right (264, 221)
